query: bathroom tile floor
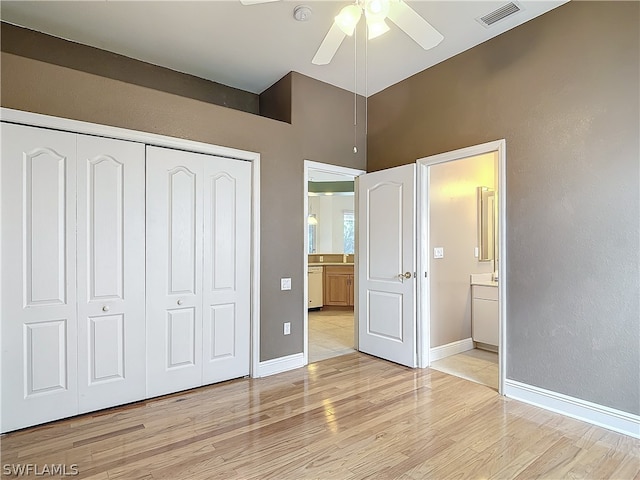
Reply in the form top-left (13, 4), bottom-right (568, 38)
top-left (308, 309), bottom-right (355, 363)
top-left (430, 348), bottom-right (499, 390)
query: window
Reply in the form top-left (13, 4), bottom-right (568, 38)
top-left (343, 210), bottom-right (354, 254)
top-left (308, 216), bottom-right (317, 253)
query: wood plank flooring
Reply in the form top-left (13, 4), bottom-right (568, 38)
top-left (430, 348), bottom-right (499, 390)
top-left (1, 353), bottom-right (638, 479)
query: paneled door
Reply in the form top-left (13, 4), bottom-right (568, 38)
top-left (146, 146), bottom-right (251, 397)
top-left (146, 146), bottom-right (204, 397)
top-left (76, 135), bottom-right (146, 413)
top-left (357, 164), bottom-right (417, 367)
top-left (202, 157), bottom-right (251, 385)
top-left (1, 124), bottom-right (79, 432)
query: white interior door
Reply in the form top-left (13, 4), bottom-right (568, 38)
top-left (146, 146), bottom-right (204, 397)
top-left (202, 157), bottom-right (251, 384)
top-left (76, 135), bottom-right (146, 413)
top-left (1, 123), bottom-right (79, 432)
top-left (357, 164), bottom-right (416, 367)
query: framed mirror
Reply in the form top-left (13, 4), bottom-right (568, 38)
top-left (477, 186), bottom-right (495, 262)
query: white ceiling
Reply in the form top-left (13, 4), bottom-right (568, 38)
top-left (0, 0), bottom-right (568, 96)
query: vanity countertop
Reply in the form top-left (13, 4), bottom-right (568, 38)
top-left (471, 280), bottom-right (498, 287)
top-left (470, 273), bottom-right (498, 287)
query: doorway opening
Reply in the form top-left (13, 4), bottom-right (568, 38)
top-left (417, 140), bottom-right (505, 393)
top-left (303, 160), bottom-right (365, 365)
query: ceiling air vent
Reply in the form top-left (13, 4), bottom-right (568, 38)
top-left (476, 2), bottom-right (523, 28)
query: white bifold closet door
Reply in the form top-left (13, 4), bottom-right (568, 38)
top-left (145, 146), bottom-right (251, 398)
top-left (0, 123), bottom-right (145, 432)
top-left (1, 124), bottom-right (79, 432)
top-left (76, 135), bottom-right (146, 413)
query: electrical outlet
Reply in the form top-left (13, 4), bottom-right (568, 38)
top-left (319, 255), bottom-right (324, 262)
top-left (283, 322), bottom-right (291, 335)
top-left (281, 278), bottom-right (291, 290)
top-left (434, 247), bottom-right (444, 259)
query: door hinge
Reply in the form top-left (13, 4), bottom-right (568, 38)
top-left (424, 271), bottom-right (428, 278)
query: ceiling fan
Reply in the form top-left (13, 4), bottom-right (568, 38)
top-left (241, 0), bottom-right (444, 65)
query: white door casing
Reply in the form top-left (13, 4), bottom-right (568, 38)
top-left (76, 135), bottom-right (146, 413)
top-left (357, 164), bottom-right (417, 367)
top-left (1, 124), bottom-right (79, 432)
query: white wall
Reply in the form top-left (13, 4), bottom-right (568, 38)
top-left (430, 152), bottom-right (496, 348)
top-left (308, 194), bottom-right (354, 253)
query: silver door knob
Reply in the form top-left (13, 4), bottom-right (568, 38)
top-left (102, 305), bottom-right (110, 312)
top-left (398, 272), bottom-right (412, 279)
top-left (177, 299), bottom-right (183, 305)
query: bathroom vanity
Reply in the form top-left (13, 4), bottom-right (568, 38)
top-left (471, 274), bottom-right (498, 349)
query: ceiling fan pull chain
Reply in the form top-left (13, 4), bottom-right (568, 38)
top-left (353, 17), bottom-right (358, 154)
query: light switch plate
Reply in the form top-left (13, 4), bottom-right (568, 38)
top-left (434, 247), bottom-right (444, 259)
top-left (281, 278), bottom-right (292, 290)
top-left (284, 322), bottom-right (291, 335)
top-left (474, 247), bottom-right (479, 258)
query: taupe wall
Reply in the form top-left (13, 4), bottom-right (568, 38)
top-left (0, 26), bottom-right (366, 363)
top-left (368, 1), bottom-right (639, 414)
top-left (429, 154), bottom-right (495, 348)
top-left (1, 22), bottom-right (260, 115)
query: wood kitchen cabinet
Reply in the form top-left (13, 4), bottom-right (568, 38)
top-left (323, 265), bottom-right (354, 306)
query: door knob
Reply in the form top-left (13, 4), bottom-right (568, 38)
top-left (177, 299), bottom-right (183, 305)
top-left (102, 305), bottom-right (110, 312)
top-left (398, 272), bottom-right (412, 280)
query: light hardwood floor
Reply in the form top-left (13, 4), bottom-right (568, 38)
top-left (1, 353), bottom-right (638, 479)
top-left (430, 348), bottom-right (499, 390)
top-left (308, 309), bottom-right (355, 363)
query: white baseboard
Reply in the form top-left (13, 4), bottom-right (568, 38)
top-left (255, 353), bottom-right (305, 378)
top-left (504, 379), bottom-right (640, 439)
top-left (430, 338), bottom-right (474, 362)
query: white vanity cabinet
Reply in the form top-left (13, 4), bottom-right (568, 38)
top-left (471, 285), bottom-right (499, 347)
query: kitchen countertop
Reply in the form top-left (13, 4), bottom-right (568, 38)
top-left (309, 263), bottom-right (354, 266)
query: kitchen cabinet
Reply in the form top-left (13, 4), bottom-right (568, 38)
top-left (472, 285), bottom-right (498, 347)
top-left (324, 265), bottom-right (354, 307)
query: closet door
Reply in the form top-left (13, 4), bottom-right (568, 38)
top-left (76, 135), bottom-right (146, 413)
top-left (1, 124), bottom-right (78, 432)
top-left (202, 157), bottom-right (251, 384)
top-left (146, 146), bottom-right (204, 397)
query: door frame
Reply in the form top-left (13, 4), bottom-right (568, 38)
top-left (303, 160), bottom-right (365, 366)
top-left (0, 107), bottom-right (262, 379)
top-left (416, 139), bottom-right (506, 394)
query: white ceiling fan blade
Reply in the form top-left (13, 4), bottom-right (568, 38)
top-left (387, 1), bottom-right (444, 50)
top-left (240, 0), bottom-right (280, 5)
top-left (312, 22), bottom-right (347, 66)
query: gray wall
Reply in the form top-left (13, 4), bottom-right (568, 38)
top-left (368, 1), bottom-right (639, 415)
top-left (0, 25), bottom-right (366, 363)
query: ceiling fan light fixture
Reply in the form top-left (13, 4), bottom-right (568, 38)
top-left (364, 0), bottom-right (390, 21)
top-left (335, 4), bottom-right (362, 36)
top-left (366, 17), bottom-right (390, 39)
